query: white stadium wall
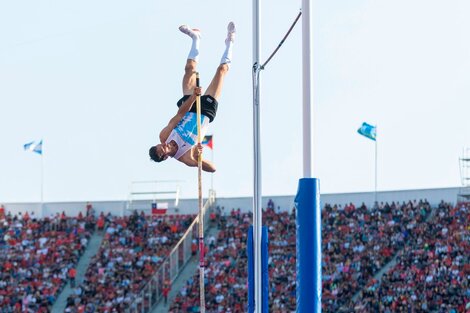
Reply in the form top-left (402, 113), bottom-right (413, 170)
top-left (1, 187), bottom-right (464, 218)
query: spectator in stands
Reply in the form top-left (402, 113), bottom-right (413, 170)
top-left (86, 202), bottom-right (94, 218)
top-left (68, 267), bottom-right (77, 288)
top-left (96, 213), bottom-right (105, 232)
top-left (210, 211), bottom-right (217, 226)
top-left (163, 279), bottom-right (171, 306)
top-left (191, 239), bottom-right (198, 256)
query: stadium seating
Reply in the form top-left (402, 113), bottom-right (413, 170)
top-left (0, 212), bottom-right (92, 312)
top-left (65, 212), bottom-right (195, 312)
top-left (2, 199), bottom-right (467, 313)
top-left (170, 208), bottom-right (250, 313)
top-left (353, 202), bottom-right (469, 312)
top-left (170, 200), bottom-right (441, 312)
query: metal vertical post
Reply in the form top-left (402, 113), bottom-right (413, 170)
top-left (252, 0), bottom-right (263, 311)
top-left (302, 0), bottom-right (313, 178)
top-left (297, 0), bottom-right (322, 312)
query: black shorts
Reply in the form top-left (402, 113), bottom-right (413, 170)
top-left (177, 95), bottom-right (218, 123)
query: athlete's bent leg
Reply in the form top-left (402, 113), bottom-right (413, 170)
top-left (182, 59), bottom-right (197, 95)
top-left (204, 22), bottom-right (235, 100)
top-left (180, 25), bottom-right (201, 95)
top-left (204, 64), bottom-right (229, 100)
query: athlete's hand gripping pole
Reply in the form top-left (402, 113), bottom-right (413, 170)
top-left (195, 72), bottom-right (206, 313)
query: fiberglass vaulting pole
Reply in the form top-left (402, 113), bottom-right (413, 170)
top-left (252, 0), bottom-right (263, 312)
top-left (195, 72), bottom-right (206, 313)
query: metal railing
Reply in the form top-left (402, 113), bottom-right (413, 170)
top-left (127, 190), bottom-right (216, 313)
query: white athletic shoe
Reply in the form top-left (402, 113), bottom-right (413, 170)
top-left (226, 21), bottom-right (236, 44)
top-left (179, 25), bottom-right (201, 39)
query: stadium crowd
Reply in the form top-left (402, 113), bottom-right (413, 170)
top-left (354, 201), bottom-right (469, 312)
top-left (169, 199), bottom-right (437, 312)
top-left (65, 211), bottom-right (195, 313)
top-left (0, 210), bottom-right (92, 312)
top-left (169, 208), bottom-right (250, 313)
top-left (1, 197), bottom-right (467, 313)
top-left (322, 199), bottom-right (432, 311)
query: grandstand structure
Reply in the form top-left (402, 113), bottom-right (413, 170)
top-left (126, 180), bottom-right (182, 214)
top-left (0, 187), bottom-right (465, 218)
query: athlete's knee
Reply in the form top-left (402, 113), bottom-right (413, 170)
top-left (217, 63), bottom-right (229, 75)
top-left (185, 60), bottom-right (197, 74)
top-left (184, 66), bottom-right (196, 76)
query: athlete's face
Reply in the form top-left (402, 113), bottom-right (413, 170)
top-left (156, 143), bottom-right (170, 161)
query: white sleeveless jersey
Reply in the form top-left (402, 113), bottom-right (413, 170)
top-left (166, 112), bottom-right (209, 160)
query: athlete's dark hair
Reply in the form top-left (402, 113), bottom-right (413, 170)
top-left (149, 146), bottom-right (164, 163)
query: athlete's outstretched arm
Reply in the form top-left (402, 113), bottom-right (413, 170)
top-left (201, 159), bottom-right (216, 173)
top-left (179, 156), bottom-right (216, 172)
top-left (179, 144), bottom-right (216, 172)
top-left (194, 143), bottom-right (216, 172)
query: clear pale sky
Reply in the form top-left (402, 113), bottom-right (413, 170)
top-left (1, 0), bottom-right (469, 202)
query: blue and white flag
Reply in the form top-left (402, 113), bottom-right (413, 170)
top-left (24, 140), bottom-right (43, 155)
top-left (357, 123), bottom-right (376, 141)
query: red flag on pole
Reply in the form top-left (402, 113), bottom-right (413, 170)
top-left (201, 135), bottom-right (213, 149)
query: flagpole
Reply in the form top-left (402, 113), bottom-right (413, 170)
top-left (211, 148), bottom-right (214, 191)
top-left (41, 153), bottom-right (44, 215)
top-left (374, 128), bottom-right (377, 205)
top-left (358, 123), bottom-right (377, 206)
